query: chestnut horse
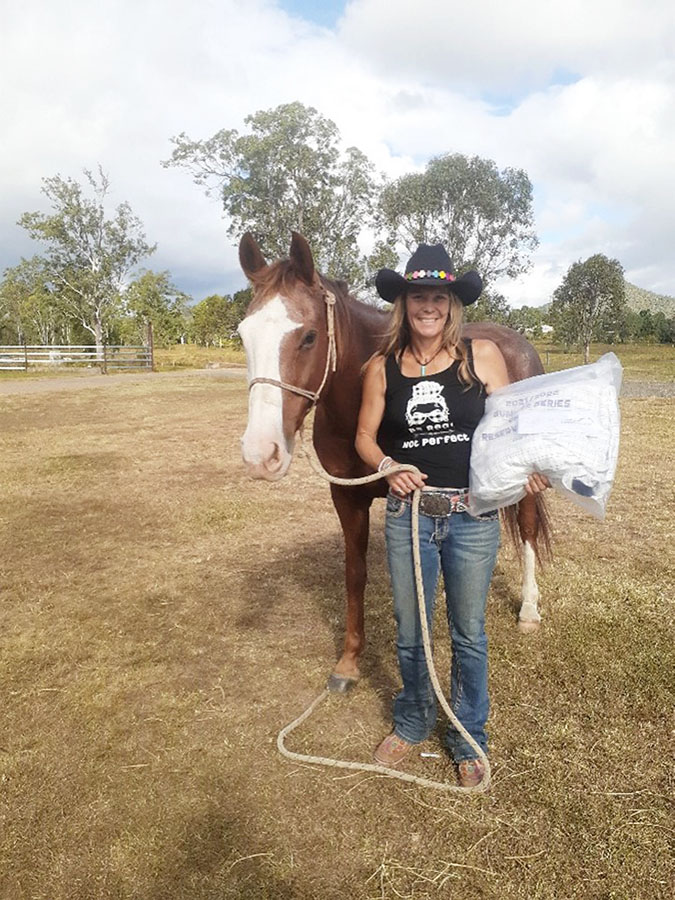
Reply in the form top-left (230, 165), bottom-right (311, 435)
top-left (238, 232), bottom-right (550, 692)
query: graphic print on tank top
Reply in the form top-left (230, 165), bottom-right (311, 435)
top-left (401, 379), bottom-right (471, 448)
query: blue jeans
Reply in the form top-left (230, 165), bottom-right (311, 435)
top-left (384, 491), bottom-right (500, 762)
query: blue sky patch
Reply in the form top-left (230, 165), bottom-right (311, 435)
top-left (549, 67), bottom-right (581, 87)
top-left (483, 67), bottom-right (581, 116)
top-left (278, 0), bottom-right (346, 29)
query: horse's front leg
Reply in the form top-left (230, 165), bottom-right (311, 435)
top-left (327, 484), bottom-right (371, 692)
top-left (516, 493), bottom-right (542, 633)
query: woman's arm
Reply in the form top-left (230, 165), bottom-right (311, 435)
top-left (471, 338), bottom-right (509, 395)
top-left (472, 339), bottom-right (550, 496)
top-left (355, 356), bottom-right (427, 495)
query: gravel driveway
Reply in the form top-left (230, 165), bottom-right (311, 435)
top-left (0, 367), bottom-right (246, 395)
top-left (619, 380), bottom-right (675, 398)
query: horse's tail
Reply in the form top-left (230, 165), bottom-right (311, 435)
top-left (501, 494), bottom-right (553, 565)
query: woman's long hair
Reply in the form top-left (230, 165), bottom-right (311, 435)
top-left (376, 290), bottom-right (476, 386)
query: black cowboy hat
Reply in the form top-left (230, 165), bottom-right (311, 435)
top-left (376, 243), bottom-right (482, 306)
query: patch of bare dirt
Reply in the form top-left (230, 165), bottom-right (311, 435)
top-left (0, 367), bottom-right (246, 395)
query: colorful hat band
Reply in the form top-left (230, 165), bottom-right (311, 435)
top-left (405, 269), bottom-right (456, 282)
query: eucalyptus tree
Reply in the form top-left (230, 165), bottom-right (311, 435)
top-left (189, 289), bottom-right (251, 346)
top-left (0, 256), bottom-right (64, 344)
top-left (507, 304), bottom-right (546, 337)
top-left (164, 102), bottom-right (378, 288)
top-left (123, 270), bottom-right (190, 347)
top-left (464, 290), bottom-right (511, 325)
top-left (550, 254), bottom-right (626, 362)
top-left (18, 168), bottom-right (156, 353)
top-left (378, 153), bottom-right (538, 288)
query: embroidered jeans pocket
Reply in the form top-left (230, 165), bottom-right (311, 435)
top-left (386, 494), bottom-right (408, 519)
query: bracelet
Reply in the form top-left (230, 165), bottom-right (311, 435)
top-left (377, 456), bottom-right (394, 472)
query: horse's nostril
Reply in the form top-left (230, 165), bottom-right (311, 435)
top-left (263, 442), bottom-right (283, 472)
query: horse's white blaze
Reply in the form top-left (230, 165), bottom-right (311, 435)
top-left (519, 540), bottom-right (541, 626)
top-left (238, 295), bottom-right (301, 477)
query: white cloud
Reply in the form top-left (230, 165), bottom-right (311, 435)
top-left (339, 0), bottom-right (675, 91)
top-left (1, 0), bottom-right (674, 306)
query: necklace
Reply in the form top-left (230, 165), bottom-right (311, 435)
top-left (409, 344), bottom-right (444, 376)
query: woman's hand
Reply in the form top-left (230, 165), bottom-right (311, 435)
top-left (524, 472), bottom-right (551, 495)
top-left (386, 465), bottom-right (427, 497)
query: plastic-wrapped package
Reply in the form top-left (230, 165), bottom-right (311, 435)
top-left (468, 353), bottom-right (623, 519)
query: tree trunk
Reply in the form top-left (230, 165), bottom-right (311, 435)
top-left (583, 341), bottom-right (591, 364)
top-left (93, 318), bottom-right (104, 358)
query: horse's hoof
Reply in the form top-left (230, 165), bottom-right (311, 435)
top-left (327, 673), bottom-right (358, 694)
top-left (517, 618), bottom-right (541, 634)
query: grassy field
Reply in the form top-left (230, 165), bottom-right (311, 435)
top-left (1, 374), bottom-right (673, 899)
top-left (153, 343), bottom-right (246, 371)
top-left (1, 339), bottom-right (672, 381)
top-left (154, 340), bottom-right (673, 380)
top-left (531, 341), bottom-right (674, 381)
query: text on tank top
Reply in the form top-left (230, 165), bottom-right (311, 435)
top-left (377, 340), bottom-right (487, 488)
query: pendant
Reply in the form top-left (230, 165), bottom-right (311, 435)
top-left (421, 364), bottom-right (426, 375)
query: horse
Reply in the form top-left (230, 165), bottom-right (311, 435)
top-left (237, 232), bottom-right (551, 692)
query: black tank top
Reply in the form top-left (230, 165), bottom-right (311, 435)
top-left (378, 340), bottom-right (486, 488)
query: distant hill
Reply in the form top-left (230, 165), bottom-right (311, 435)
top-left (538, 281), bottom-right (675, 316)
top-left (624, 282), bottom-right (675, 316)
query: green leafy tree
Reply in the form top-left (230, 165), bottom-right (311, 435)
top-left (652, 311), bottom-right (675, 344)
top-left (164, 102), bottom-right (377, 287)
top-left (359, 240), bottom-right (400, 306)
top-left (635, 308), bottom-right (656, 341)
top-left (378, 153), bottom-right (538, 287)
top-left (507, 304), bottom-right (545, 337)
top-left (0, 256), bottom-right (65, 344)
top-left (622, 309), bottom-right (641, 342)
top-left (550, 254), bottom-right (626, 363)
top-left (18, 168), bottom-right (156, 353)
top-left (123, 270), bottom-right (190, 347)
top-left (190, 290), bottom-right (251, 346)
top-left (464, 290), bottom-right (511, 324)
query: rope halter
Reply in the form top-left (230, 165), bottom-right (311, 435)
top-left (247, 288), bottom-right (337, 406)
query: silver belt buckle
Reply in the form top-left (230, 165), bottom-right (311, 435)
top-left (419, 494), bottom-right (452, 517)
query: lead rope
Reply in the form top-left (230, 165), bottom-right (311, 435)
top-left (276, 427), bottom-right (491, 794)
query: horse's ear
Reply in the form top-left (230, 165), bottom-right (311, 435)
top-left (290, 231), bottom-right (315, 286)
top-left (239, 232), bottom-right (267, 279)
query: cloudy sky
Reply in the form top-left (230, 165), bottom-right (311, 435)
top-left (2, 0), bottom-right (674, 306)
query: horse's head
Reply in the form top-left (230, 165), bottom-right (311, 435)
top-left (238, 232), bottom-right (334, 481)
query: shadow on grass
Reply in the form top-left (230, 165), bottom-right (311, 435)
top-left (233, 519), bottom-right (527, 725)
top-left (144, 805), bottom-right (297, 900)
top-left (490, 561), bottom-right (524, 623)
top-left (233, 524), bottom-right (400, 720)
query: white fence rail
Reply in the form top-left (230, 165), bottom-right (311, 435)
top-left (0, 344), bottom-right (153, 373)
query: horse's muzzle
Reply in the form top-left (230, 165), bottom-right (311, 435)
top-left (240, 436), bottom-right (293, 481)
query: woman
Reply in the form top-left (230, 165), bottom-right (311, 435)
top-left (355, 243), bottom-right (548, 787)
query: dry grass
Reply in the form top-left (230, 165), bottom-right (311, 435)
top-left (533, 341), bottom-right (675, 381)
top-left (0, 376), bottom-right (673, 899)
top-left (153, 344), bottom-right (246, 370)
top-left (2, 340), bottom-right (671, 382)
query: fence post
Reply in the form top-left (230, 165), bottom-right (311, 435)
top-left (147, 320), bottom-right (155, 371)
top-left (23, 339), bottom-right (28, 372)
top-left (545, 350), bottom-right (550, 367)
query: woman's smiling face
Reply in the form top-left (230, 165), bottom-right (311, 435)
top-left (405, 287), bottom-right (451, 341)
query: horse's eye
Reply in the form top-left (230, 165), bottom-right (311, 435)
top-left (301, 330), bottom-right (317, 348)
